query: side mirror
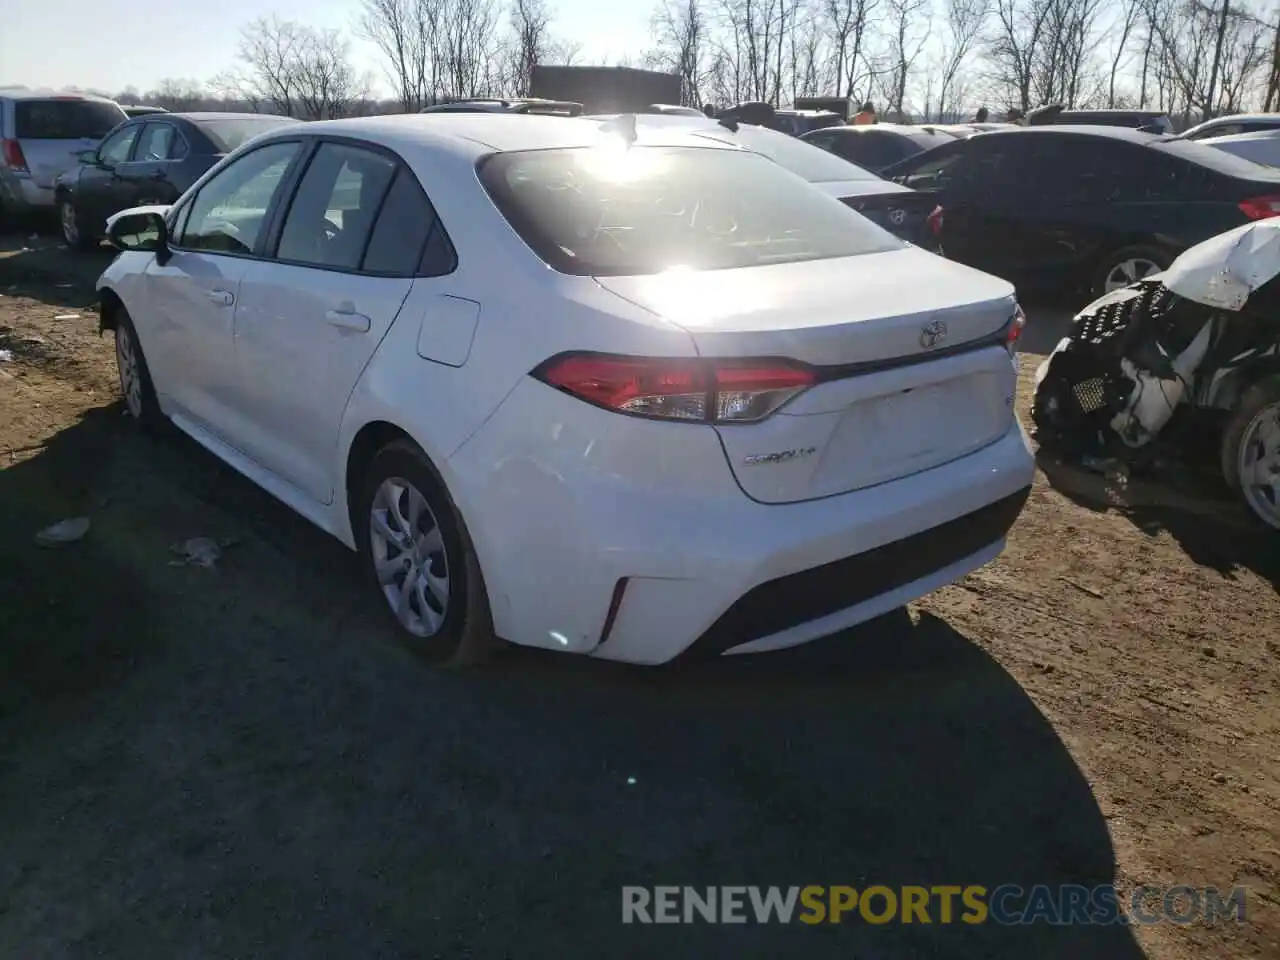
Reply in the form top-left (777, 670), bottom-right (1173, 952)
top-left (106, 210), bottom-right (170, 263)
top-left (75, 148), bottom-right (98, 165)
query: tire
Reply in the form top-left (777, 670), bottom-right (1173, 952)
top-left (355, 440), bottom-right (495, 665)
top-left (1091, 244), bottom-right (1172, 299)
top-left (1219, 373), bottom-right (1280, 530)
top-left (59, 198), bottom-right (98, 252)
top-left (114, 310), bottom-right (166, 431)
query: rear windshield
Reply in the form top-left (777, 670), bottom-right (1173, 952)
top-left (1151, 137), bottom-right (1280, 181)
top-left (195, 116), bottom-right (302, 152)
top-left (14, 99), bottom-right (127, 139)
top-left (692, 124), bottom-right (880, 182)
top-left (479, 145), bottom-right (901, 277)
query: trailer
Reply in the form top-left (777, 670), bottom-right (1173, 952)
top-left (529, 65), bottom-right (682, 116)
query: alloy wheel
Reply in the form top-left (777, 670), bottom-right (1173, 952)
top-left (1238, 400), bottom-right (1280, 529)
top-left (115, 324), bottom-right (144, 419)
top-left (60, 201), bottom-right (80, 247)
top-left (1103, 257), bottom-right (1161, 293)
top-left (369, 477), bottom-right (451, 636)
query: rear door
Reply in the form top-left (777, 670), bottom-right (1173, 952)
top-left (14, 97), bottom-right (127, 191)
top-left (230, 141), bottom-right (438, 503)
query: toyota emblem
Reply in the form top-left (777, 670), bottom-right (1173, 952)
top-left (920, 320), bottom-right (948, 349)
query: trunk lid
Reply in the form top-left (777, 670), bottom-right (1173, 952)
top-left (594, 247), bottom-right (1019, 503)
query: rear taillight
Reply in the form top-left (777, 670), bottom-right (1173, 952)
top-left (1239, 194), bottom-right (1280, 220)
top-left (1, 138), bottom-right (27, 172)
top-left (927, 204), bottom-right (944, 236)
top-left (534, 353), bottom-right (816, 424)
top-left (1007, 303), bottom-right (1026, 350)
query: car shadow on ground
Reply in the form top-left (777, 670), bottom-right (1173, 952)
top-left (0, 406), bottom-right (1149, 958)
top-left (0, 234), bottom-right (112, 311)
top-left (1035, 447), bottom-right (1279, 592)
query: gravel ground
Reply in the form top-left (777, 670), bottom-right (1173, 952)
top-left (0, 232), bottom-right (1277, 959)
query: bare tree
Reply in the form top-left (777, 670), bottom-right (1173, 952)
top-left (1104, 0), bottom-right (1143, 106)
top-left (934, 0), bottom-right (989, 119)
top-left (821, 0), bottom-right (880, 98)
top-left (509, 0), bottom-right (555, 96)
top-left (360, 0), bottom-right (439, 111)
top-left (880, 0), bottom-right (932, 118)
top-left (221, 16), bottom-right (370, 119)
top-left (646, 0), bottom-right (709, 105)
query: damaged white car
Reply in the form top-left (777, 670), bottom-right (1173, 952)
top-left (1033, 220), bottom-right (1280, 529)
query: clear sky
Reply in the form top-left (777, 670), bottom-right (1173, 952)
top-left (2, 0), bottom-right (649, 96)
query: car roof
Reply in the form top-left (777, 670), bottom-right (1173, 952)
top-left (1202, 128), bottom-right (1280, 143)
top-left (1054, 108), bottom-right (1170, 118)
top-left (974, 124), bottom-right (1168, 144)
top-left (0, 87), bottom-right (117, 103)
top-left (174, 112), bottom-right (299, 123)
top-left (278, 113), bottom-right (741, 156)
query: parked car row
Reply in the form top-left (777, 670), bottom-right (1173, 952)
top-left (22, 93), bottom-right (1280, 670)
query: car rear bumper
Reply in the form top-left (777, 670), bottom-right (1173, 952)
top-left (446, 378), bottom-right (1036, 665)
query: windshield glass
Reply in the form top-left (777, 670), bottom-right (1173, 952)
top-left (15, 99), bottom-right (127, 139)
top-left (195, 116), bottom-right (302, 153)
top-left (479, 145), bottom-right (901, 277)
top-left (692, 124), bottom-right (880, 182)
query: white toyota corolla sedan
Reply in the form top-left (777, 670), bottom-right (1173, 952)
top-left (96, 113), bottom-right (1035, 666)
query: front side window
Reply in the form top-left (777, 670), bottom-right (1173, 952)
top-left (479, 145), bottom-right (901, 277)
top-left (276, 143), bottom-right (398, 270)
top-left (179, 141), bottom-right (301, 255)
top-left (99, 126), bottom-right (139, 165)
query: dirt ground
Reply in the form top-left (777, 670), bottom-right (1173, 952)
top-left (1, 231), bottom-right (1278, 959)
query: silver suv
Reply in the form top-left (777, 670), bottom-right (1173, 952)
top-left (0, 88), bottom-right (127, 220)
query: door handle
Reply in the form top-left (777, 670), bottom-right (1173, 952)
top-left (204, 289), bottom-right (234, 307)
top-left (326, 309), bottom-right (371, 333)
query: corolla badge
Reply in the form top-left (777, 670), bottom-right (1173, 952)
top-left (742, 446), bottom-right (817, 466)
top-left (919, 319), bottom-right (948, 349)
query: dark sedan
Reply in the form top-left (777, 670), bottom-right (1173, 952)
top-left (801, 124), bottom-right (957, 172)
top-left (879, 125), bottom-right (1280, 297)
top-left (54, 112), bottom-right (301, 251)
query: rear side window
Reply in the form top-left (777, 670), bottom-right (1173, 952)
top-left (479, 145), bottom-right (901, 277)
top-left (1022, 136), bottom-right (1218, 202)
top-left (361, 167), bottom-right (457, 276)
top-left (15, 99), bottom-right (126, 139)
top-left (277, 142), bottom-right (398, 270)
top-left (1152, 137), bottom-right (1280, 183)
top-left (135, 123), bottom-right (186, 161)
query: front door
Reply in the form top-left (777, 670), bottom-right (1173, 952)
top-left (77, 123), bottom-right (140, 232)
top-left (142, 139), bottom-right (305, 438)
